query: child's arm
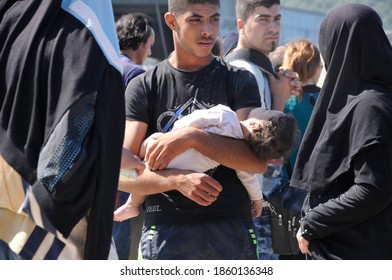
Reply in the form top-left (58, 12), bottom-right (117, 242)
top-left (139, 132), bottom-right (164, 160)
top-left (121, 147), bottom-right (145, 175)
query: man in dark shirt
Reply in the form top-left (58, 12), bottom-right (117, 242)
top-left (120, 0), bottom-right (267, 260)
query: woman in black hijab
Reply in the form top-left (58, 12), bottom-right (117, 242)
top-left (291, 3), bottom-right (392, 259)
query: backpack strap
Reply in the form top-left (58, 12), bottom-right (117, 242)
top-left (225, 47), bottom-right (277, 77)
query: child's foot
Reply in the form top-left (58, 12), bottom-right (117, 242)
top-left (113, 205), bottom-right (140, 221)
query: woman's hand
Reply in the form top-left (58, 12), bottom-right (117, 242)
top-left (296, 228), bottom-right (312, 257)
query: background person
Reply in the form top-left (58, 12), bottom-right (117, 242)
top-left (116, 13), bottom-right (155, 85)
top-left (281, 38), bottom-right (322, 182)
top-left (275, 38), bottom-right (322, 260)
top-left (224, 0), bottom-right (299, 260)
top-left (113, 12), bottom-right (155, 260)
top-left (293, 3), bottom-right (392, 260)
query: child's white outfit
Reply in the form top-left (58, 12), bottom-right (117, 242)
top-left (156, 104), bottom-right (262, 201)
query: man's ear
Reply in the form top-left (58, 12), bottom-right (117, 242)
top-left (237, 18), bottom-right (245, 33)
top-left (164, 12), bottom-right (176, 31)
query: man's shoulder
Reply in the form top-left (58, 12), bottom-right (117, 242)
top-left (224, 57), bottom-right (270, 97)
top-left (225, 59), bottom-right (266, 89)
top-left (128, 59), bottom-right (168, 82)
top-left (223, 54), bottom-right (267, 84)
top-left (121, 54), bottom-right (140, 69)
top-left (212, 56), bottom-right (246, 72)
top-left (226, 58), bottom-right (260, 73)
top-left (224, 48), bottom-right (275, 76)
top-left (122, 62), bottom-right (145, 84)
top-left (214, 57), bottom-right (258, 80)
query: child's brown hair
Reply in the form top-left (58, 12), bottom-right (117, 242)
top-left (248, 113), bottom-right (298, 160)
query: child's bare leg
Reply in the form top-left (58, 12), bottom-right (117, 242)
top-left (113, 193), bottom-right (146, 221)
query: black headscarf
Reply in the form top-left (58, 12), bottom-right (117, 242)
top-left (291, 3), bottom-right (392, 193)
top-left (0, 0), bottom-right (124, 259)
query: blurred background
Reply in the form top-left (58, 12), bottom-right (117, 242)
top-left (112, 0), bottom-right (392, 63)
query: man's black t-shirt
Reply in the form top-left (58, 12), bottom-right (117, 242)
top-left (125, 57), bottom-right (261, 226)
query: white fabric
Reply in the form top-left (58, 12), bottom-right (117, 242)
top-left (166, 104), bottom-right (262, 200)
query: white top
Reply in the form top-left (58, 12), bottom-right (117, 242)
top-left (164, 104), bottom-right (262, 201)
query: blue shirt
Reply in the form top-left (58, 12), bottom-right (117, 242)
top-left (120, 54), bottom-right (145, 87)
top-left (283, 85), bottom-right (320, 181)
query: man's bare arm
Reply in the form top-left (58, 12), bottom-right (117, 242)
top-left (118, 166), bottom-right (221, 206)
top-left (192, 128), bottom-right (267, 173)
top-left (121, 119), bottom-right (222, 205)
top-left (145, 107), bottom-right (267, 173)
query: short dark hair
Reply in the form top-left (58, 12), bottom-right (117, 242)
top-left (236, 0), bottom-right (280, 21)
top-left (248, 113), bottom-right (298, 160)
top-left (169, 0), bottom-right (220, 16)
top-left (116, 13), bottom-right (154, 51)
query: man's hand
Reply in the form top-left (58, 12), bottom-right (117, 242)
top-left (145, 127), bottom-right (197, 171)
top-left (177, 172), bottom-right (223, 206)
top-left (280, 67), bottom-right (302, 97)
top-left (296, 228), bottom-right (312, 257)
top-left (269, 68), bottom-right (302, 111)
top-left (121, 147), bottom-right (145, 175)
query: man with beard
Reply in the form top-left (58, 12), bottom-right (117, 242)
top-left (225, 0), bottom-right (300, 260)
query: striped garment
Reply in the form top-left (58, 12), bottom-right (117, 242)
top-left (0, 0), bottom-right (124, 259)
top-left (0, 155), bottom-right (118, 259)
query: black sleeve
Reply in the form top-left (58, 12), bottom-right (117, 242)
top-left (230, 68), bottom-right (262, 111)
top-left (301, 143), bottom-right (392, 240)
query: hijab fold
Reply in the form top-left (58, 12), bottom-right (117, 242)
top-left (291, 3), bottom-right (392, 193)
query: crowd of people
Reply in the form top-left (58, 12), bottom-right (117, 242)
top-left (1, 0), bottom-right (392, 260)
